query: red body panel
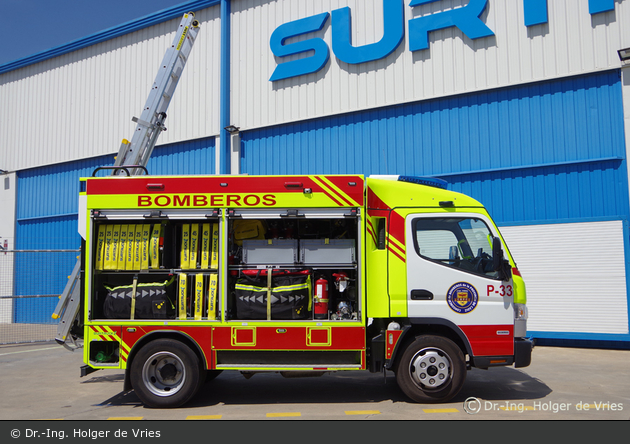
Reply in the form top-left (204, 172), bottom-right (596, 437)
top-left (460, 325), bottom-right (514, 356)
top-left (385, 330), bottom-right (404, 360)
top-left (86, 175), bottom-right (364, 206)
top-left (211, 326), bottom-right (366, 351)
top-left (122, 326), bottom-right (215, 368)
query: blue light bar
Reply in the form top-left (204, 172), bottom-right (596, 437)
top-left (398, 176), bottom-right (448, 189)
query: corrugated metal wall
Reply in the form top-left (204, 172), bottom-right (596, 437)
top-left (241, 71), bottom-right (627, 226)
top-left (13, 137), bottom-right (215, 323)
top-left (231, 0), bottom-right (629, 131)
top-left (0, 6), bottom-right (220, 172)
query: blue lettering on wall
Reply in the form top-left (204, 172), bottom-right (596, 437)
top-left (524, 0), bottom-right (615, 26)
top-left (589, 0), bottom-right (615, 14)
top-left (269, 12), bottom-right (330, 82)
top-left (270, 0), bottom-right (621, 82)
top-left (408, 0), bottom-right (494, 52)
top-left (523, 0), bottom-right (548, 26)
top-left (331, 0), bottom-right (404, 64)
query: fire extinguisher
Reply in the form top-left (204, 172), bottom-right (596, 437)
top-left (314, 276), bottom-right (329, 320)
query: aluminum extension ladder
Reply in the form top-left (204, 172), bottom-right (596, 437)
top-left (52, 257), bottom-right (82, 350)
top-left (113, 12), bottom-right (200, 175)
top-left (52, 13), bottom-right (201, 350)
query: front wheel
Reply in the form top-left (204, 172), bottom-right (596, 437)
top-left (395, 335), bottom-right (466, 403)
top-left (130, 339), bottom-right (203, 408)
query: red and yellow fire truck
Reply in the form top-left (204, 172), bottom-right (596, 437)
top-left (76, 173), bottom-right (532, 407)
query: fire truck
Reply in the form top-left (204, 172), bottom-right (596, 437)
top-left (52, 12), bottom-right (531, 409)
top-left (71, 172), bottom-right (532, 407)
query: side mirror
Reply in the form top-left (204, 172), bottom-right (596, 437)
top-left (449, 245), bottom-right (459, 262)
top-left (492, 236), bottom-right (503, 271)
top-left (492, 236), bottom-right (512, 280)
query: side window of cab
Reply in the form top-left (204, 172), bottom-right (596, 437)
top-left (413, 217), bottom-right (499, 279)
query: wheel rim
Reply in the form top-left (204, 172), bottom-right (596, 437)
top-left (408, 347), bottom-right (452, 390)
top-left (142, 351), bottom-right (186, 397)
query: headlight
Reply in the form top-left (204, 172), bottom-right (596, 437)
top-left (514, 303), bottom-right (528, 320)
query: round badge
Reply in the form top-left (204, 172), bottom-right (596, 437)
top-left (446, 282), bottom-right (478, 314)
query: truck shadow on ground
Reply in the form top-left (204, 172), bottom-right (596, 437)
top-left (93, 366), bottom-right (551, 408)
top-left (81, 374), bottom-right (124, 384)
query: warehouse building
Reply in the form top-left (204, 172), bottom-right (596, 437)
top-left (1, 0), bottom-right (629, 346)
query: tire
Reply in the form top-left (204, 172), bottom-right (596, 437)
top-left (395, 335), bottom-right (466, 403)
top-left (129, 339), bottom-right (203, 408)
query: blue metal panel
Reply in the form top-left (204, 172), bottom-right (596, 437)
top-left (146, 137), bottom-right (216, 175)
top-left (445, 159), bottom-right (628, 225)
top-left (17, 155), bottom-right (115, 221)
top-left (16, 137), bottom-right (215, 220)
top-left (220, 0), bottom-right (232, 174)
top-left (14, 137), bottom-right (215, 323)
top-left (14, 216), bottom-right (80, 324)
top-left (241, 70), bottom-right (628, 225)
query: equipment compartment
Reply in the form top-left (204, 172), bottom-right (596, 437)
top-left (90, 216), bottom-right (221, 321)
top-left (226, 210), bottom-right (361, 321)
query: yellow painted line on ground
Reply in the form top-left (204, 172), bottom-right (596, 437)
top-left (0, 347), bottom-right (59, 356)
top-left (423, 408), bottom-right (459, 413)
top-left (499, 405), bottom-right (536, 412)
top-left (345, 410), bottom-right (381, 415)
top-left (107, 417), bottom-right (144, 420)
top-left (266, 412), bottom-right (301, 418)
top-left (499, 406), bottom-right (535, 411)
top-left (186, 415), bottom-right (222, 420)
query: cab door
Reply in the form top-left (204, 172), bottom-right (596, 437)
top-left (405, 213), bottom-right (514, 356)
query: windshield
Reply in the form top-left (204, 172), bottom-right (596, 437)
top-left (412, 217), bottom-right (499, 279)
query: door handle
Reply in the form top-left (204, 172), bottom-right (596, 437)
top-left (411, 289), bottom-right (434, 300)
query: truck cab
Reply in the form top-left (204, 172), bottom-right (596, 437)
top-left (365, 176), bottom-right (531, 402)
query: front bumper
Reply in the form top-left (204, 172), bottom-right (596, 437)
top-left (471, 337), bottom-right (534, 369)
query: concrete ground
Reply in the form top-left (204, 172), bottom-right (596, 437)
top-left (0, 342), bottom-right (628, 421)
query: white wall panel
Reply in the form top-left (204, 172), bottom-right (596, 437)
top-left (0, 7), bottom-right (220, 171)
top-left (0, 172), bottom-right (16, 322)
top-left (230, 0), bottom-right (630, 130)
top-left (500, 221), bottom-right (629, 335)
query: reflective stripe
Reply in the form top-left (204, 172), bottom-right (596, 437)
top-left (103, 278), bottom-right (174, 292)
top-left (235, 283), bottom-right (309, 292)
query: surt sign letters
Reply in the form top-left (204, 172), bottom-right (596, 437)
top-left (269, 0), bottom-right (617, 82)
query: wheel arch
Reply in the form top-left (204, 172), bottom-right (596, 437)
top-left (387, 318), bottom-right (473, 370)
top-left (124, 330), bottom-right (207, 392)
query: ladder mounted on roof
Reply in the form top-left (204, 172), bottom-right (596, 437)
top-left (113, 12), bottom-right (200, 175)
top-left (53, 13), bottom-right (201, 350)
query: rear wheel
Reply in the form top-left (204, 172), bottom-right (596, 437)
top-left (130, 339), bottom-right (202, 408)
top-left (395, 335), bottom-right (466, 403)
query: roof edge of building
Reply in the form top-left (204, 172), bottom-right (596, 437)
top-left (0, 0), bottom-right (220, 75)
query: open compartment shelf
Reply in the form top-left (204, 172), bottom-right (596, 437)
top-left (226, 210), bottom-right (361, 321)
top-left (90, 216), bottom-right (220, 321)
